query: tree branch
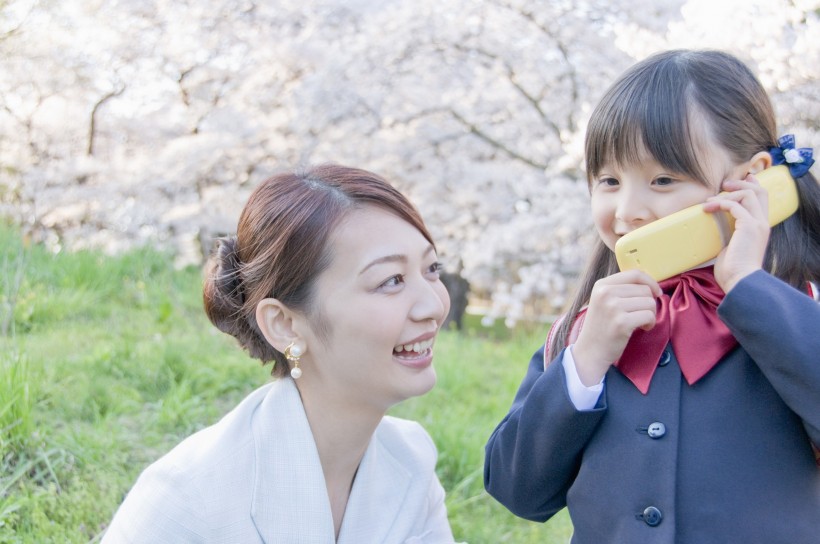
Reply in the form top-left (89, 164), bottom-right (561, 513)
top-left (450, 109), bottom-right (548, 169)
top-left (0, 0), bottom-right (37, 42)
top-left (489, 0), bottom-right (581, 134)
top-left (452, 42), bottom-right (563, 141)
top-left (87, 86), bottom-right (125, 156)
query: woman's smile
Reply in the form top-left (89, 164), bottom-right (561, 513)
top-left (393, 337), bottom-right (436, 368)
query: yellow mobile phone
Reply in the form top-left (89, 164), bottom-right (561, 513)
top-left (614, 165), bottom-right (799, 281)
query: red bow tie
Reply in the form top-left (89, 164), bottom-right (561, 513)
top-left (615, 266), bottom-right (738, 394)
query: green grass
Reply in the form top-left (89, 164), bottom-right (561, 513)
top-left (0, 224), bottom-right (572, 543)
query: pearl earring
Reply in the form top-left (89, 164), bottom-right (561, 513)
top-left (285, 343), bottom-right (303, 379)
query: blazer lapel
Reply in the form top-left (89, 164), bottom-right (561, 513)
top-left (337, 432), bottom-right (412, 544)
top-left (249, 379), bottom-right (336, 543)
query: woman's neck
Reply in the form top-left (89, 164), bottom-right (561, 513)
top-left (297, 383), bottom-right (384, 540)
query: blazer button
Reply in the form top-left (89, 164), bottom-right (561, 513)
top-left (658, 349), bottom-right (671, 366)
top-left (642, 506), bottom-right (663, 527)
top-left (647, 422), bottom-right (666, 439)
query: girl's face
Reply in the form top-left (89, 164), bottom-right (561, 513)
top-left (297, 205), bottom-right (450, 412)
top-left (590, 143), bottom-right (749, 252)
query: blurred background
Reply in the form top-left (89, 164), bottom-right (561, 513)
top-left (2, 2), bottom-right (820, 542)
top-left (2, 0), bottom-right (819, 325)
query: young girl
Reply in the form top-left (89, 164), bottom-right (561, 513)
top-left (484, 50), bottom-right (820, 543)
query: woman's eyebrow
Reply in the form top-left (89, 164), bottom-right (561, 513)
top-left (360, 254), bottom-right (407, 275)
top-left (358, 245), bottom-right (435, 275)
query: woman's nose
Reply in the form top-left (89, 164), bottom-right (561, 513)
top-left (411, 278), bottom-right (450, 324)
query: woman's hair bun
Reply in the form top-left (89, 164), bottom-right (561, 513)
top-left (214, 236), bottom-right (244, 306)
top-left (203, 237), bottom-right (278, 362)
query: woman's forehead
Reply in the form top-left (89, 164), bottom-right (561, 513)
top-left (325, 207), bottom-right (429, 270)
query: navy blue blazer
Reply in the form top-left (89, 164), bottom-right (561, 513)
top-left (485, 271), bottom-right (820, 544)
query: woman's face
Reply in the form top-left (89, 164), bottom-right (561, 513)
top-left (296, 206), bottom-right (450, 411)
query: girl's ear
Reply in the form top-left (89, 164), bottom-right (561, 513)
top-left (748, 151), bottom-right (773, 175)
top-left (255, 298), bottom-right (302, 353)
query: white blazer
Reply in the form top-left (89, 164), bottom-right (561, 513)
top-left (102, 379), bottom-right (455, 543)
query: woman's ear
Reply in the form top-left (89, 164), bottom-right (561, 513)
top-left (747, 151), bottom-right (773, 175)
top-left (255, 298), bottom-right (301, 353)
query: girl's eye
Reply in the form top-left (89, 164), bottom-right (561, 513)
top-left (426, 262), bottom-right (443, 279)
top-left (598, 177), bottom-right (619, 187)
top-left (653, 176), bottom-right (676, 186)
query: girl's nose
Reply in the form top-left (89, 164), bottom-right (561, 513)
top-left (615, 189), bottom-right (650, 226)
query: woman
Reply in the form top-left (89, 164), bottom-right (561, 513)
top-left (103, 164), bottom-right (455, 543)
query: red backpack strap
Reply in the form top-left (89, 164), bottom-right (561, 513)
top-left (543, 308), bottom-right (587, 370)
top-left (808, 281), bottom-right (819, 302)
top-left (543, 314), bottom-right (566, 369)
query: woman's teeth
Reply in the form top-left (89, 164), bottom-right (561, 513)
top-left (394, 338), bottom-right (434, 354)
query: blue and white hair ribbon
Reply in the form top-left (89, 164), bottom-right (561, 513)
top-left (769, 134), bottom-right (814, 178)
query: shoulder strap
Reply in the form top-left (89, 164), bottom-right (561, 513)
top-left (543, 308), bottom-right (587, 370)
top-left (543, 314), bottom-right (566, 369)
top-left (807, 281), bottom-right (819, 302)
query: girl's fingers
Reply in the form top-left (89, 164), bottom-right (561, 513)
top-left (576, 271), bottom-right (663, 372)
top-left (588, 284), bottom-right (659, 331)
top-left (615, 311), bottom-right (657, 333)
top-left (704, 189), bottom-right (767, 222)
top-left (721, 173), bottom-right (766, 193)
top-left (592, 283), bottom-right (660, 303)
top-left (714, 175), bottom-right (769, 216)
top-left (703, 196), bottom-right (753, 221)
top-left (637, 310), bottom-right (659, 331)
top-left (616, 296), bottom-right (660, 314)
top-left (599, 269), bottom-right (662, 297)
top-left (702, 175), bottom-right (771, 293)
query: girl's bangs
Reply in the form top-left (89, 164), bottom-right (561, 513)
top-left (586, 70), bottom-right (709, 184)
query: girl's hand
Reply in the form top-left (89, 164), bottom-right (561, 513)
top-left (703, 174), bottom-right (771, 293)
top-left (572, 270), bottom-right (661, 386)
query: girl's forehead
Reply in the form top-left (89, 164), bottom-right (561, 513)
top-left (590, 107), bottom-right (724, 182)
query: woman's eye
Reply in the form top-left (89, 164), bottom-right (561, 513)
top-left (653, 176), bottom-right (676, 186)
top-left (426, 262), bottom-right (443, 278)
top-left (381, 274), bottom-right (404, 288)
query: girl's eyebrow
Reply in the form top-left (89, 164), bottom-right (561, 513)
top-left (359, 245), bottom-right (435, 275)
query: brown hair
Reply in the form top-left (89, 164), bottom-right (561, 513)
top-left (550, 49), bottom-right (820, 360)
top-left (203, 164), bottom-right (435, 376)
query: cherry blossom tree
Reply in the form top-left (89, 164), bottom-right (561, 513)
top-left (1, 0), bottom-right (818, 323)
